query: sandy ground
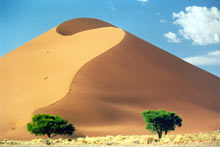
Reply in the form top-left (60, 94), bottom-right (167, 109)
top-left (1, 131), bottom-right (219, 147)
top-left (1, 143), bottom-right (220, 147)
top-left (1, 145), bottom-right (220, 147)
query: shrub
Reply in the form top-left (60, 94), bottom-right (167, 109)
top-left (27, 114), bottom-right (75, 138)
top-left (141, 110), bottom-right (182, 139)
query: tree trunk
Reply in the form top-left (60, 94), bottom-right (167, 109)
top-left (165, 130), bottom-right (168, 135)
top-left (157, 131), bottom-right (162, 139)
top-left (45, 134), bottom-right (51, 145)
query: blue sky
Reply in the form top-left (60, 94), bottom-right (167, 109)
top-left (1, 0), bottom-right (220, 76)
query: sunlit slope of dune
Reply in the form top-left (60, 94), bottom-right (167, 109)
top-left (0, 18), bottom-right (125, 139)
top-left (1, 18), bottom-right (220, 140)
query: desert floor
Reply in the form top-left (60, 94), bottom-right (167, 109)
top-left (0, 144), bottom-right (220, 147)
top-left (1, 131), bottom-right (219, 147)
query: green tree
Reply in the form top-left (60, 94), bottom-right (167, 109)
top-left (141, 110), bottom-right (182, 139)
top-left (27, 114), bottom-right (75, 138)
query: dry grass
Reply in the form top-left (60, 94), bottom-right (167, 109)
top-left (1, 131), bottom-right (219, 146)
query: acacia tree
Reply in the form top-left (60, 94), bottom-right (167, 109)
top-left (27, 114), bottom-right (75, 138)
top-left (141, 110), bottom-right (182, 139)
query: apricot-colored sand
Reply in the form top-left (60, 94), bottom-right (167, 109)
top-left (0, 18), bottom-right (219, 140)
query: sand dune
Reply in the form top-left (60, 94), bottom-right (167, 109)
top-left (0, 18), bottom-right (124, 139)
top-left (0, 18), bottom-right (220, 140)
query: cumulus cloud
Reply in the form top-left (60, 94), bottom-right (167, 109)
top-left (173, 6), bottom-right (220, 45)
top-left (208, 50), bottom-right (220, 56)
top-left (163, 32), bottom-right (180, 43)
top-left (183, 50), bottom-right (220, 66)
top-left (137, 0), bottom-right (148, 2)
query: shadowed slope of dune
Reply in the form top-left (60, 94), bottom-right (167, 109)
top-left (1, 18), bottom-right (220, 140)
top-left (35, 31), bottom-right (220, 137)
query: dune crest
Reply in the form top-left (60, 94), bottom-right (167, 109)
top-left (1, 18), bottom-right (220, 140)
top-left (56, 18), bottom-right (114, 36)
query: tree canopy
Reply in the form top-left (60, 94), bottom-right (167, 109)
top-left (141, 110), bottom-right (182, 139)
top-left (27, 114), bottom-right (75, 138)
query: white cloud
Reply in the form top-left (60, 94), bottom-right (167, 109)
top-left (173, 6), bottom-right (220, 45)
top-left (109, 0), bottom-right (116, 12)
top-left (163, 32), bottom-right (180, 43)
top-left (159, 19), bottom-right (166, 23)
top-left (137, 0), bottom-right (148, 2)
top-left (208, 50), bottom-right (220, 56)
top-left (183, 50), bottom-right (220, 66)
